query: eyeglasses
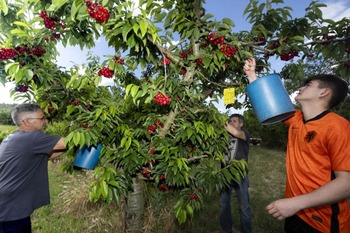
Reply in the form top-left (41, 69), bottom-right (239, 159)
top-left (27, 116), bottom-right (47, 121)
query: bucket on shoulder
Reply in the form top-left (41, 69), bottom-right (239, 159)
top-left (245, 73), bottom-right (295, 125)
top-left (73, 144), bottom-right (102, 170)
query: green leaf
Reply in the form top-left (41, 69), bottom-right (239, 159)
top-left (132, 23), bottom-right (140, 35)
top-left (202, 56), bottom-right (211, 67)
top-left (139, 19), bottom-right (148, 38)
top-left (5, 62), bottom-right (19, 74)
top-left (222, 18), bottom-right (235, 27)
top-left (127, 34), bottom-right (136, 48)
top-left (0, 0), bottom-right (8, 15)
top-left (64, 132), bottom-right (74, 144)
top-left (122, 24), bottom-right (132, 42)
top-left (133, 139), bottom-right (140, 149)
top-left (66, 105), bottom-right (76, 115)
top-left (155, 12), bottom-right (166, 21)
top-left (290, 36), bottom-right (304, 42)
top-left (73, 132), bottom-right (81, 146)
top-left (120, 137), bottom-right (126, 148)
top-left (218, 23), bottom-right (231, 30)
top-left (130, 85), bottom-right (139, 98)
top-left (125, 137), bottom-right (131, 150)
top-left (70, 0), bottom-right (80, 18)
top-left (177, 158), bottom-right (183, 170)
top-left (125, 84), bottom-right (134, 97)
top-left (201, 13), bottom-right (213, 21)
top-left (79, 133), bottom-right (85, 145)
top-left (95, 108), bottom-right (102, 119)
top-left (186, 204), bottom-right (193, 218)
top-left (84, 132), bottom-right (91, 146)
top-left (323, 19), bottom-right (335, 25)
top-left (48, 0), bottom-right (69, 11)
top-left (101, 180), bottom-right (109, 199)
top-left (10, 29), bottom-right (28, 37)
top-left (193, 28), bottom-right (200, 41)
top-left (108, 180), bottom-right (120, 188)
top-left (186, 128), bottom-right (194, 139)
top-left (13, 21), bottom-right (29, 28)
top-left (24, 69), bottom-right (34, 80)
top-left (177, 209), bottom-right (187, 224)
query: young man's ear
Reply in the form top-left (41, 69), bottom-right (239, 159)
top-left (320, 88), bottom-right (331, 97)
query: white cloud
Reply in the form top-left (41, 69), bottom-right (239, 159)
top-left (322, 0), bottom-right (350, 20)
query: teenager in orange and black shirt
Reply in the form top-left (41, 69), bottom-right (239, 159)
top-left (243, 58), bottom-right (350, 233)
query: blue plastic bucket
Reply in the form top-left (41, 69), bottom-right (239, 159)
top-left (73, 144), bottom-right (102, 170)
top-left (245, 73), bottom-right (295, 125)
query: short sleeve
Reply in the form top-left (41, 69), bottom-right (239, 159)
top-left (31, 132), bottom-right (61, 155)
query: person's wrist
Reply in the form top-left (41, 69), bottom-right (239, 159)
top-left (247, 74), bottom-right (258, 83)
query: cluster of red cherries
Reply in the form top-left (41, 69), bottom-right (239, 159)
top-left (67, 100), bottom-right (80, 106)
top-left (149, 145), bottom-right (156, 154)
top-left (179, 51), bottom-right (188, 59)
top-left (159, 184), bottom-right (169, 192)
top-left (15, 46), bottom-right (31, 55)
top-left (32, 45), bottom-right (46, 56)
top-left (0, 48), bottom-right (17, 60)
top-left (154, 93), bottom-right (172, 105)
top-left (147, 119), bottom-right (164, 135)
top-left (39, 10), bottom-right (63, 41)
top-left (161, 57), bottom-right (171, 65)
top-left (39, 10), bottom-right (59, 30)
top-left (280, 50), bottom-right (299, 61)
top-left (264, 40), bottom-right (281, 58)
top-left (195, 58), bottom-right (203, 67)
top-left (113, 57), bottom-right (125, 64)
top-left (189, 192), bottom-right (199, 201)
top-left (85, 1), bottom-right (110, 24)
top-left (220, 44), bottom-right (237, 57)
top-left (15, 84), bottom-right (29, 93)
top-left (98, 66), bottom-right (114, 78)
top-left (206, 33), bottom-right (238, 57)
top-left (0, 45), bottom-right (46, 61)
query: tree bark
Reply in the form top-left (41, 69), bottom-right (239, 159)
top-left (126, 177), bottom-right (145, 233)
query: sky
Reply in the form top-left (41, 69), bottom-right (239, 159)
top-left (1, 0), bottom-right (350, 112)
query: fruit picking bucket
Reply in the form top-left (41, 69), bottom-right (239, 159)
top-left (245, 73), bottom-right (295, 125)
top-left (73, 144), bottom-right (102, 170)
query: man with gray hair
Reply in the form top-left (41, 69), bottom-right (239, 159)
top-left (0, 103), bottom-right (66, 233)
top-left (220, 113), bottom-right (252, 233)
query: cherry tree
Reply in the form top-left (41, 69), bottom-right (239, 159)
top-left (0, 0), bottom-right (349, 231)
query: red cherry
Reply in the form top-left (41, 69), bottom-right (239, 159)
top-left (159, 175), bottom-right (165, 181)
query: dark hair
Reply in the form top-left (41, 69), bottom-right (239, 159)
top-left (228, 113), bottom-right (244, 124)
top-left (303, 74), bottom-right (349, 109)
top-left (11, 103), bottom-right (42, 126)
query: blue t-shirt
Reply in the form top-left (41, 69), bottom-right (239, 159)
top-left (0, 130), bottom-right (61, 221)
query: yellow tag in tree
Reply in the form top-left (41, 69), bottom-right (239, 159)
top-left (223, 88), bottom-right (235, 105)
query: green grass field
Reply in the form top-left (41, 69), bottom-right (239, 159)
top-left (0, 124), bottom-right (16, 131)
top-left (30, 146), bottom-right (286, 233)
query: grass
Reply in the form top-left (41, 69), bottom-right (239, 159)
top-left (30, 146), bottom-right (286, 233)
top-left (0, 124), bottom-right (16, 131)
top-left (0, 125), bottom-right (16, 142)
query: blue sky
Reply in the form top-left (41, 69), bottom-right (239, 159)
top-left (1, 0), bottom-right (350, 107)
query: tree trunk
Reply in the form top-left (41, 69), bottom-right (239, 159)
top-left (126, 177), bottom-right (145, 233)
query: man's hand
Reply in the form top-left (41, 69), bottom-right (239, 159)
top-left (224, 123), bottom-right (246, 140)
top-left (243, 58), bottom-right (258, 83)
top-left (266, 198), bottom-right (301, 220)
